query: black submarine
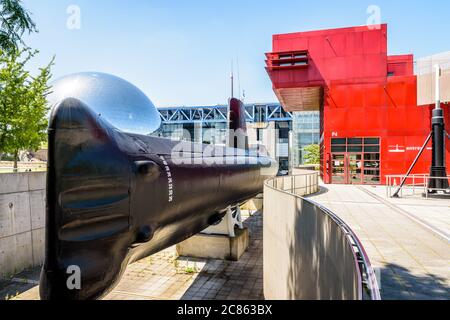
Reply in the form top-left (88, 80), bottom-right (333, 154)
top-left (40, 72), bottom-right (278, 300)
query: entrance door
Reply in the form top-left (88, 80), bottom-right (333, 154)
top-left (347, 154), bottom-right (363, 184)
top-left (331, 154), bottom-right (346, 184)
top-left (331, 153), bottom-right (363, 184)
top-left (331, 137), bottom-right (381, 185)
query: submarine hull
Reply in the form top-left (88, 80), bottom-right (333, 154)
top-left (40, 98), bottom-right (277, 300)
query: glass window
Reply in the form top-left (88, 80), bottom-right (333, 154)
top-left (364, 153), bottom-right (380, 161)
top-left (279, 54), bottom-right (291, 60)
top-left (364, 174), bottom-right (380, 184)
top-left (331, 138), bottom-right (346, 145)
top-left (364, 161), bottom-right (380, 169)
top-left (348, 138), bottom-right (363, 145)
top-left (256, 128), bottom-right (262, 142)
top-left (279, 129), bottom-right (289, 139)
top-left (364, 138), bottom-right (380, 145)
top-left (348, 146), bottom-right (363, 152)
top-left (365, 146), bottom-right (380, 153)
top-left (331, 146), bottom-right (346, 153)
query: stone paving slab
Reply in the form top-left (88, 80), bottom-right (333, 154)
top-left (2, 212), bottom-right (264, 301)
top-left (362, 185), bottom-right (450, 239)
top-left (308, 184), bottom-right (450, 300)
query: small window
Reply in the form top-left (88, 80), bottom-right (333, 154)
top-left (294, 53), bottom-right (307, 59)
top-left (256, 128), bottom-right (262, 142)
top-left (364, 138), bottom-right (380, 145)
top-left (365, 146), bottom-right (380, 153)
top-left (364, 161), bottom-right (380, 169)
top-left (348, 146), bottom-right (363, 152)
top-left (279, 129), bottom-right (289, 139)
top-left (279, 54), bottom-right (292, 60)
top-left (364, 153), bottom-right (380, 161)
top-left (331, 138), bottom-right (346, 145)
top-left (331, 146), bottom-right (346, 153)
top-left (348, 138), bottom-right (363, 145)
top-left (388, 71), bottom-right (395, 77)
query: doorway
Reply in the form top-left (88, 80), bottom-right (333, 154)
top-left (330, 138), bottom-right (381, 185)
top-left (331, 153), bottom-right (363, 184)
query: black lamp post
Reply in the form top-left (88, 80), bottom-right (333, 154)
top-left (428, 65), bottom-right (449, 192)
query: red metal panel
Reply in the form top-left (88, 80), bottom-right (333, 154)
top-left (388, 55), bottom-right (414, 76)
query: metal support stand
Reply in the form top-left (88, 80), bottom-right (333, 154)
top-left (202, 206), bottom-right (243, 237)
top-left (392, 132), bottom-right (432, 198)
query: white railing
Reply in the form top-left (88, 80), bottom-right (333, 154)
top-left (386, 174), bottom-right (450, 198)
top-left (266, 171), bottom-right (319, 196)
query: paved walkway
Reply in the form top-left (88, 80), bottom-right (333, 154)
top-left (2, 185), bottom-right (449, 301)
top-left (1, 212), bottom-right (264, 301)
top-left (308, 184), bottom-right (450, 300)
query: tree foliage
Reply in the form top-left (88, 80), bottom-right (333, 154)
top-left (304, 144), bottom-right (320, 165)
top-left (0, 48), bottom-right (54, 168)
top-left (0, 0), bottom-right (36, 53)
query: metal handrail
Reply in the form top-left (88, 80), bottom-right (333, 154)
top-left (265, 173), bottom-right (381, 300)
top-left (386, 174), bottom-right (450, 198)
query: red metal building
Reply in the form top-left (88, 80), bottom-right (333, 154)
top-left (266, 24), bottom-right (450, 185)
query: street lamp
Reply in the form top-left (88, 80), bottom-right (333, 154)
top-left (428, 65), bottom-right (449, 191)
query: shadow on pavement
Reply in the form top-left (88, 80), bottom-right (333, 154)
top-left (378, 263), bottom-right (449, 300)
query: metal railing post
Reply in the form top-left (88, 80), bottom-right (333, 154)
top-left (291, 175), bottom-right (294, 194)
top-left (386, 176), bottom-right (389, 198)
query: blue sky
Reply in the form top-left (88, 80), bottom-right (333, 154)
top-left (21, 0), bottom-right (450, 107)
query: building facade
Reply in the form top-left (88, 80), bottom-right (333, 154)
top-left (156, 104), bottom-right (320, 172)
top-left (266, 24), bottom-right (450, 185)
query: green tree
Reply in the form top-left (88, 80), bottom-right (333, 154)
top-left (304, 144), bottom-right (320, 165)
top-left (0, 48), bottom-right (54, 170)
top-left (0, 0), bottom-right (37, 53)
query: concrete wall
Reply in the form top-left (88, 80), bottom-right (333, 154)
top-left (263, 171), bottom-right (362, 300)
top-left (0, 172), bottom-right (46, 279)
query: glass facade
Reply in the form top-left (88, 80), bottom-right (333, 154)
top-left (275, 121), bottom-right (292, 173)
top-left (157, 122), bottom-right (228, 146)
top-left (156, 106), bottom-right (321, 174)
top-left (291, 111), bottom-right (321, 166)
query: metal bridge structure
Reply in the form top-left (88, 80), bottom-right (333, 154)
top-left (157, 103), bottom-right (293, 125)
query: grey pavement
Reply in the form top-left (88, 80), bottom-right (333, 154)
top-left (308, 184), bottom-right (450, 300)
top-left (2, 212), bottom-right (264, 301)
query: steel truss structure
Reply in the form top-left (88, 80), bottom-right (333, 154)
top-left (158, 103), bottom-right (293, 124)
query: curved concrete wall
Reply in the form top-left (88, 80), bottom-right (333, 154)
top-left (263, 171), bottom-right (373, 300)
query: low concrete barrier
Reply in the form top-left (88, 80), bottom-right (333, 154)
top-left (0, 172), bottom-right (46, 279)
top-left (292, 165), bottom-right (319, 174)
top-left (263, 170), bottom-right (380, 300)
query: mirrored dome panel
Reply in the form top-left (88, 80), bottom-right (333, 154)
top-left (48, 72), bottom-right (161, 135)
